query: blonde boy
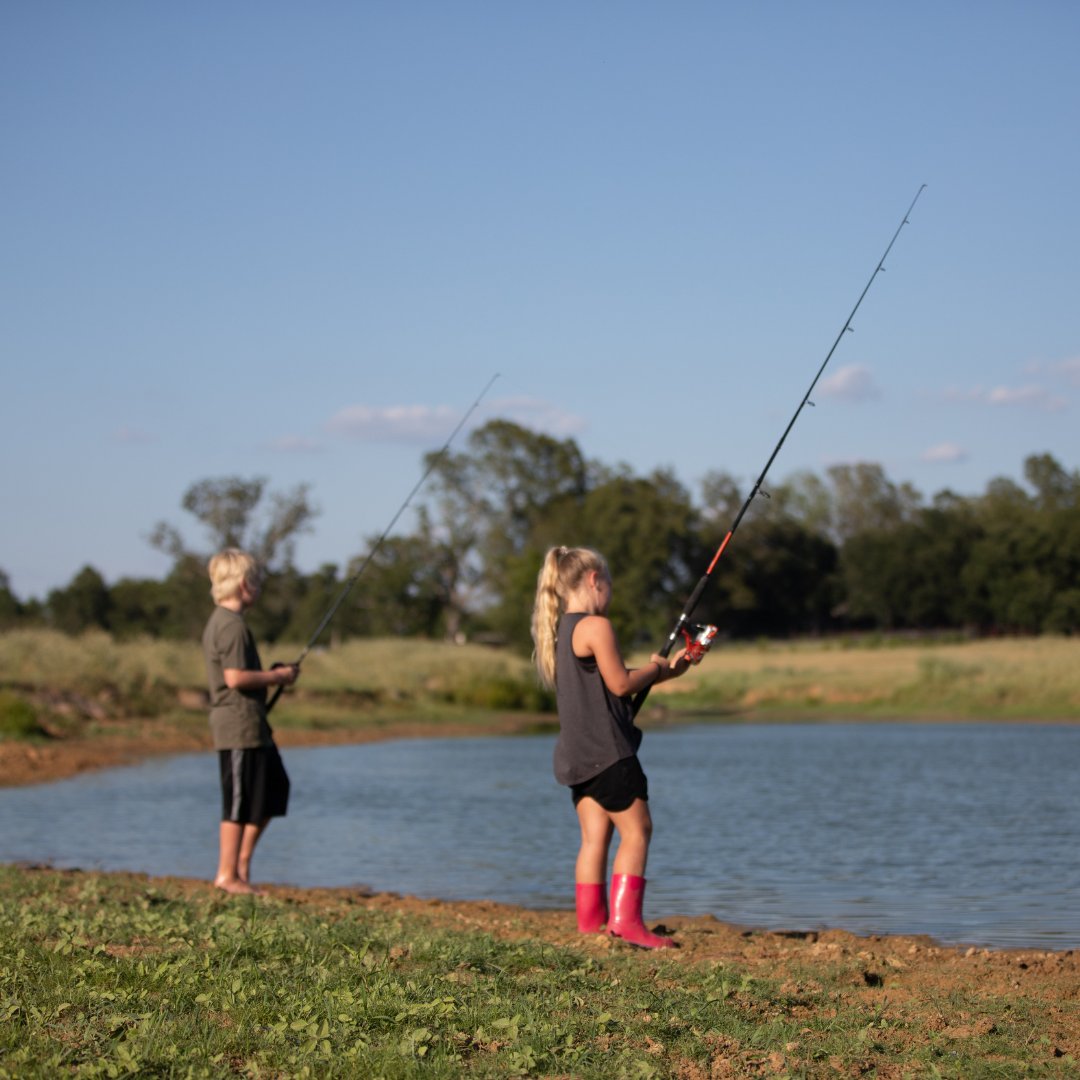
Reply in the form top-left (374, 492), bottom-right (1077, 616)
top-left (202, 549), bottom-right (298, 894)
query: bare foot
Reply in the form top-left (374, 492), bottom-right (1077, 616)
top-left (214, 876), bottom-right (261, 895)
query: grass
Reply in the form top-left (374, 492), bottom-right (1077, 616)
top-left (0, 631), bottom-right (1077, 750)
top-left (1, 865), bottom-right (1074, 1078)
top-left (666, 635), bottom-right (1080, 720)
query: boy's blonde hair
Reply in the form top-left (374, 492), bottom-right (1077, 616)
top-left (207, 548), bottom-right (262, 605)
top-left (530, 546), bottom-right (608, 690)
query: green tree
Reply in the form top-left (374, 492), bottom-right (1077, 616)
top-left (107, 576), bottom-right (174, 639)
top-left (826, 462), bottom-right (923, 543)
top-left (46, 565), bottom-right (112, 635)
top-left (149, 476), bottom-right (317, 569)
top-left (421, 420), bottom-right (589, 640)
top-left (1023, 452), bottom-right (1080, 512)
top-left (0, 570), bottom-right (23, 630)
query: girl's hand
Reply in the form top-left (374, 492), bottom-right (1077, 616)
top-left (651, 648), bottom-right (691, 682)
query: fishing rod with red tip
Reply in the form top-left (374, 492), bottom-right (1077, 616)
top-left (267, 372), bottom-right (500, 712)
top-left (632, 185), bottom-right (927, 717)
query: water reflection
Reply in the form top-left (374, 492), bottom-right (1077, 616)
top-left (1, 722), bottom-right (1077, 950)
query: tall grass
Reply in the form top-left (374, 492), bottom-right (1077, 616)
top-left (0, 630), bottom-right (552, 734)
top-left (668, 635), bottom-right (1080, 718)
top-left (1, 630), bottom-right (1077, 735)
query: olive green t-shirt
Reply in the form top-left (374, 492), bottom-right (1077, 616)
top-left (201, 606), bottom-right (273, 750)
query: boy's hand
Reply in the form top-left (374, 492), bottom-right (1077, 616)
top-left (270, 663), bottom-right (300, 686)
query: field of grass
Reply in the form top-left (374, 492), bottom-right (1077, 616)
top-left (1, 630), bottom-right (1078, 750)
top-left (668, 634), bottom-right (1080, 720)
top-left (2, 865), bottom-right (1076, 1078)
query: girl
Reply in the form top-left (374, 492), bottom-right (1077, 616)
top-left (531, 545), bottom-right (693, 948)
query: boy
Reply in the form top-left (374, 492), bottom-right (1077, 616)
top-left (202, 549), bottom-right (298, 894)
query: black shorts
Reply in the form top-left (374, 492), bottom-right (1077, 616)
top-left (571, 755), bottom-right (648, 812)
top-left (219, 745), bottom-right (290, 823)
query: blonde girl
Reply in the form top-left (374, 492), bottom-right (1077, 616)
top-left (531, 545), bottom-right (693, 948)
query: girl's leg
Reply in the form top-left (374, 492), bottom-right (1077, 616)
top-left (607, 799), bottom-right (673, 948)
top-left (574, 798), bottom-right (614, 932)
top-left (575, 797), bottom-right (614, 883)
top-left (609, 798), bottom-right (653, 878)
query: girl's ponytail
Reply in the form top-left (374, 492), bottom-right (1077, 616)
top-left (530, 546), bottom-right (608, 690)
top-left (531, 548), bottom-right (563, 689)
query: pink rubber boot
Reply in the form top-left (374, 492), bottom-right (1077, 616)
top-left (575, 882), bottom-right (608, 933)
top-left (607, 873), bottom-right (676, 949)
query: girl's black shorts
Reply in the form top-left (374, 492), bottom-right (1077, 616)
top-left (219, 745), bottom-right (290, 823)
top-left (571, 755), bottom-right (648, 812)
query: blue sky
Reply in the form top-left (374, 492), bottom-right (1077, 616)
top-left (3, 2), bottom-right (1078, 602)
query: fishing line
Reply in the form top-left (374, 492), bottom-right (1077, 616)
top-left (267, 372), bottom-right (500, 712)
top-left (633, 185), bottom-right (927, 716)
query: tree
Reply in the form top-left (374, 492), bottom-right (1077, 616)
top-left (47, 566), bottom-right (112, 635)
top-left (149, 476), bottom-right (317, 569)
top-left (0, 570), bottom-right (23, 630)
top-left (420, 420), bottom-right (589, 639)
top-left (1023, 452), bottom-right (1080, 512)
top-left (825, 462), bottom-right (922, 543)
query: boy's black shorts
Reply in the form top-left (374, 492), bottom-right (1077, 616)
top-left (571, 755), bottom-right (648, 812)
top-left (219, 745), bottom-right (290, 823)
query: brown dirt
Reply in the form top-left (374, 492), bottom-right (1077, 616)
top-left (4, 724), bottom-right (1079, 1065)
top-left (0, 713), bottom-right (547, 788)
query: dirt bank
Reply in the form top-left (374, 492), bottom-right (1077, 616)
top-left (0, 712), bottom-right (549, 788)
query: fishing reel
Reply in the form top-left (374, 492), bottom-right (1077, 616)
top-left (681, 623), bottom-right (718, 663)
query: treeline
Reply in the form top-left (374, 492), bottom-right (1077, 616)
top-left (3, 422), bottom-right (1078, 651)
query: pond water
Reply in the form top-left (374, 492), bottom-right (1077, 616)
top-left (2, 722), bottom-right (1077, 951)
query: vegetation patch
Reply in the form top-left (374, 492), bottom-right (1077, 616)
top-left (1, 866), bottom-right (1077, 1077)
top-left (0, 690), bottom-right (46, 741)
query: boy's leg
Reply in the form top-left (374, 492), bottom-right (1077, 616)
top-left (237, 818), bottom-right (270, 883)
top-left (215, 821), bottom-right (259, 894)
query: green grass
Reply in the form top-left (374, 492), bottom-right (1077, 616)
top-left (1, 631), bottom-right (1077, 746)
top-left (1, 866), bottom-right (1075, 1078)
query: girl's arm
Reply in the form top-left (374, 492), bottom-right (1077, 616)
top-left (573, 615), bottom-right (675, 697)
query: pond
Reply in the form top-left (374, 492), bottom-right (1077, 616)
top-left (2, 721), bottom-right (1077, 950)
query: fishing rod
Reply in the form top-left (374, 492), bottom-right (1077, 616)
top-left (267, 372), bottom-right (500, 713)
top-left (632, 185), bottom-right (927, 717)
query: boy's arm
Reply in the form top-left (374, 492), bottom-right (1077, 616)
top-left (224, 665), bottom-right (298, 691)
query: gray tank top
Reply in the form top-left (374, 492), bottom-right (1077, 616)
top-left (553, 612), bottom-right (643, 786)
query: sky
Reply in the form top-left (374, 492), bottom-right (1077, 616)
top-left (3, 2), bottom-right (1078, 602)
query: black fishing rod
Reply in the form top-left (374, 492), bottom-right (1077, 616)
top-left (633, 185), bottom-right (927, 716)
top-left (267, 373), bottom-right (500, 713)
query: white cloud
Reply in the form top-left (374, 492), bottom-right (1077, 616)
top-left (986, 384), bottom-right (1066, 411)
top-left (489, 395), bottom-right (587, 436)
top-left (942, 383), bottom-right (1067, 412)
top-left (326, 403), bottom-right (460, 443)
top-left (921, 442), bottom-right (967, 464)
top-left (112, 426), bottom-right (154, 444)
top-left (268, 435), bottom-right (323, 453)
top-left (326, 396), bottom-right (587, 444)
top-left (1023, 356), bottom-right (1080, 385)
top-left (1054, 357), bottom-right (1080, 385)
top-left (818, 364), bottom-right (880, 402)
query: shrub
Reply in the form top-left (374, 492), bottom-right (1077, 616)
top-left (0, 691), bottom-right (46, 739)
